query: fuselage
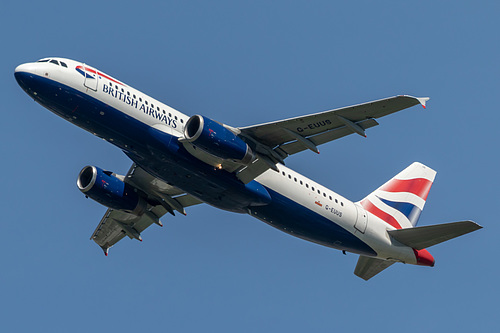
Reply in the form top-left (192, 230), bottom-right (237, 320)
top-left (14, 57), bottom-right (420, 263)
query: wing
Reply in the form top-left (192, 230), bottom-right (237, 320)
top-left (90, 164), bottom-right (203, 255)
top-left (236, 95), bottom-right (428, 183)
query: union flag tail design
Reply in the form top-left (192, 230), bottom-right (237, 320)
top-left (358, 162), bottom-right (436, 229)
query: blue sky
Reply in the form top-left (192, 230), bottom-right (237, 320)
top-left (1, 1), bottom-right (497, 332)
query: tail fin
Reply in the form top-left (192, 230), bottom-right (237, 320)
top-left (358, 162), bottom-right (436, 229)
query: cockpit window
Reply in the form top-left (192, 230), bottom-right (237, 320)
top-left (36, 58), bottom-right (67, 68)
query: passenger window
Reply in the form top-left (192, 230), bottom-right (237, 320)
top-left (294, 177), bottom-right (297, 182)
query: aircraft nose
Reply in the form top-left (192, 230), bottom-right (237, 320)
top-left (15, 62), bottom-right (38, 75)
top-left (15, 62), bottom-right (39, 94)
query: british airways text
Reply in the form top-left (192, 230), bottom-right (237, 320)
top-left (102, 84), bottom-right (177, 128)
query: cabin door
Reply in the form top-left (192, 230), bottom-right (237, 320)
top-left (354, 204), bottom-right (368, 233)
top-left (82, 63), bottom-right (98, 91)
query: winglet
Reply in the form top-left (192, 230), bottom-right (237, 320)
top-left (416, 97), bottom-right (430, 109)
top-left (100, 245), bottom-right (109, 256)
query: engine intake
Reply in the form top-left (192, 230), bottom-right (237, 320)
top-left (183, 115), bottom-right (254, 165)
top-left (77, 165), bottom-right (145, 214)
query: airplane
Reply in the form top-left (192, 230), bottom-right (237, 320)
top-left (14, 57), bottom-right (482, 280)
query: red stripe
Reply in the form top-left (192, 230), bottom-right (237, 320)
top-left (97, 71), bottom-right (125, 86)
top-left (360, 199), bottom-right (402, 229)
top-left (379, 178), bottom-right (433, 200)
top-left (83, 66), bottom-right (97, 74)
top-left (76, 66), bottom-right (125, 86)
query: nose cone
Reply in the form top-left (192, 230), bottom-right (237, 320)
top-left (15, 62), bottom-right (38, 76)
top-left (413, 248), bottom-right (435, 267)
top-left (14, 62), bottom-right (39, 92)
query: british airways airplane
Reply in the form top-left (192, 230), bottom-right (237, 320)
top-left (15, 57), bottom-right (481, 280)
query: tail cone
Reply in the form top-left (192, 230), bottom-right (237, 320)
top-left (414, 249), bottom-right (435, 267)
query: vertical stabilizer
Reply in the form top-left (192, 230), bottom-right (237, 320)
top-left (358, 162), bottom-right (436, 229)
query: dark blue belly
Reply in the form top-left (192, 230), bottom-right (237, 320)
top-left (249, 188), bottom-right (377, 256)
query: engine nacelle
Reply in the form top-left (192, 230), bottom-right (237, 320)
top-left (183, 115), bottom-right (254, 165)
top-left (77, 165), bottom-right (145, 214)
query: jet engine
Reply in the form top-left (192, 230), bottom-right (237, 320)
top-left (183, 115), bottom-right (254, 165)
top-left (77, 165), bottom-right (146, 215)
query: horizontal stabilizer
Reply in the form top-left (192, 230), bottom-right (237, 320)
top-left (354, 256), bottom-right (395, 281)
top-left (388, 221), bottom-right (482, 250)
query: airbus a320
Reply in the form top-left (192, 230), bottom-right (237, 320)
top-left (15, 58), bottom-right (481, 280)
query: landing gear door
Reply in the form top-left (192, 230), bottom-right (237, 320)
top-left (82, 63), bottom-right (98, 91)
top-left (354, 204), bottom-right (368, 233)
